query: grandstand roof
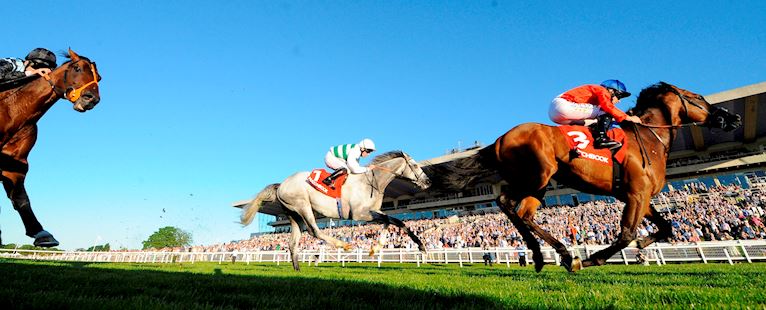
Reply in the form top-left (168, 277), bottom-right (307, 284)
top-left (233, 81), bottom-right (766, 216)
top-left (670, 81), bottom-right (766, 155)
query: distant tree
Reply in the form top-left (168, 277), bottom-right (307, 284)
top-left (86, 243), bottom-right (111, 252)
top-left (142, 226), bottom-right (192, 250)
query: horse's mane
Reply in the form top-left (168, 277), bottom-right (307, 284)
top-left (370, 150), bottom-right (407, 165)
top-left (633, 82), bottom-right (674, 112)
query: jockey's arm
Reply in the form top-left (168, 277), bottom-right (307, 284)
top-left (346, 147), bottom-right (368, 174)
top-left (593, 86), bottom-right (629, 122)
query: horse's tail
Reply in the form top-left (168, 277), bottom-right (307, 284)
top-left (424, 144), bottom-right (498, 191)
top-left (241, 183), bottom-right (280, 226)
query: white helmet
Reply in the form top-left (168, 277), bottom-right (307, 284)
top-left (358, 138), bottom-right (376, 151)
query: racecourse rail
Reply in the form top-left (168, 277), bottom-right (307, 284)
top-left (2, 240), bottom-right (765, 267)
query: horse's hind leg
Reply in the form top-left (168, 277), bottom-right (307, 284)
top-left (371, 211), bottom-right (426, 253)
top-left (637, 207), bottom-right (672, 249)
top-left (286, 211), bottom-right (303, 271)
top-left (498, 194), bottom-right (545, 272)
top-left (513, 196), bottom-right (578, 272)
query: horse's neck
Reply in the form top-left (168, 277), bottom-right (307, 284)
top-left (635, 106), bottom-right (675, 155)
top-left (3, 69), bottom-right (63, 128)
top-left (346, 159), bottom-right (400, 196)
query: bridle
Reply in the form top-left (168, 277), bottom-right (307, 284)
top-left (632, 85), bottom-right (712, 167)
top-left (366, 156), bottom-right (425, 197)
top-left (43, 59), bottom-right (99, 103)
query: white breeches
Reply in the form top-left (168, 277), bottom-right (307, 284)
top-left (325, 152), bottom-right (348, 170)
top-left (549, 97), bottom-right (605, 125)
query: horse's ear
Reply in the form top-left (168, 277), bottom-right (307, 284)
top-left (68, 48), bottom-right (80, 61)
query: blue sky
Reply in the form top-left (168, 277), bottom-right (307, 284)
top-left (2, 1), bottom-right (764, 250)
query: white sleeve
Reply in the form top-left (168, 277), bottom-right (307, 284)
top-left (346, 147), bottom-right (368, 174)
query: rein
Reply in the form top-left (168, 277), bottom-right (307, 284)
top-left (366, 158), bottom-right (422, 198)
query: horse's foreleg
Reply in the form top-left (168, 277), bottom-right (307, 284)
top-left (287, 212), bottom-right (303, 271)
top-left (372, 212), bottom-right (426, 253)
top-left (296, 206), bottom-right (351, 251)
top-left (637, 207), bottom-right (672, 249)
top-left (583, 194), bottom-right (647, 268)
top-left (2, 172), bottom-right (57, 247)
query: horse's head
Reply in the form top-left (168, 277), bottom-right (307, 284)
top-left (638, 82), bottom-right (741, 131)
top-left (57, 49), bottom-right (101, 112)
top-left (371, 151), bottom-right (431, 190)
top-left (399, 152), bottom-right (431, 190)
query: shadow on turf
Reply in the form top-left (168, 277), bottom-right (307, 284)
top-left (0, 260), bottom-right (504, 309)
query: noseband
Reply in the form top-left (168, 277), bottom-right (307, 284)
top-left (45, 60), bottom-right (100, 103)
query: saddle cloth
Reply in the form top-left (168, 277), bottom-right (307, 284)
top-left (306, 169), bottom-right (348, 199)
top-left (558, 125), bottom-right (628, 165)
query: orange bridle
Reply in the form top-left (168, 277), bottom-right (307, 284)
top-left (65, 63), bottom-right (99, 103)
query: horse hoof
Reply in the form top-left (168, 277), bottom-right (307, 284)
top-left (33, 230), bottom-right (59, 248)
top-left (570, 257), bottom-right (583, 272)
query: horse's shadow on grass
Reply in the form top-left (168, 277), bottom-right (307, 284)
top-left (0, 260), bottom-right (503, 309)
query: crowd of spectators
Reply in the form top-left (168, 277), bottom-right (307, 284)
top-left (148, 183), bottom-right (766, 253)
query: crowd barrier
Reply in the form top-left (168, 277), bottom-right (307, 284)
top-left (2, 240), bottom-right (765, 267)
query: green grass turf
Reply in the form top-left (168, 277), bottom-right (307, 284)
top-left (0, 259), bottom-right (764, 309)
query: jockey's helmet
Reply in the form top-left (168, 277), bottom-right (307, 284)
top-left (600, 79), bottom-right (631, 99)
top-left (25, 48), bottom-right (57, 69)
top-left (359, 138), bottom-right (376, 152)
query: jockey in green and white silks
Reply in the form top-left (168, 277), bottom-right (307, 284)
top-left (322, 138), bottom-right (376, 188)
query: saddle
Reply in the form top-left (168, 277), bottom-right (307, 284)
top-left (558, 125), bottom-right (627, 165)
top-left (306, 169), bottom-right (349, 199)
top-left (306, 169), bottom-right (351, 218)
top-left (558, 125), bottom-right (628, 191)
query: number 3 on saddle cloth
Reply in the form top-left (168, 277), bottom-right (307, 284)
top-left (558, 125), bottom-right (629, 191)
top-left (306, 169), bottom-right (351, 219)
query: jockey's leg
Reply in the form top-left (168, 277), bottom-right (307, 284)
top-left (637, 207), bottom-right (672, 249)
top-left (322, 168), bottom-right (347, 188)
top-left (549, 97), bottom-right (597, 127)
top-left (593, 114), bottom-right (621, 149)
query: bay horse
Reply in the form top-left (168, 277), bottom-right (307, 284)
top-left (0, 49), bottom-right (101, 247)
top-left (430, 82), bottom-right (740, 272)
top-left (241, 151), bottom-right (431, 271)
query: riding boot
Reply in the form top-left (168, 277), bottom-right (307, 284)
top-left (593, 114), bottom-right (622, 150)
top-left (322, 168), bottom-right (347, 189)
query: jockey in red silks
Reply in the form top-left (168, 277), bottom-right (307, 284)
top-left (549, 79), bottom-right (642, 149)
top-left (322, 138), bottom-right (377, 189)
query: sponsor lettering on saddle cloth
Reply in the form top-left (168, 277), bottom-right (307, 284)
top-left (306, 169), bottom-right (351, 219)
top-left (558, 125), bottom-right (628, 165)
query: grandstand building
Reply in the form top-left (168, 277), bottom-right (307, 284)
top-left (234, 81), bottom-right (766, 233)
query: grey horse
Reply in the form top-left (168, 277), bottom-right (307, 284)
top-left (241, 151), bottom-right (431, 271)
